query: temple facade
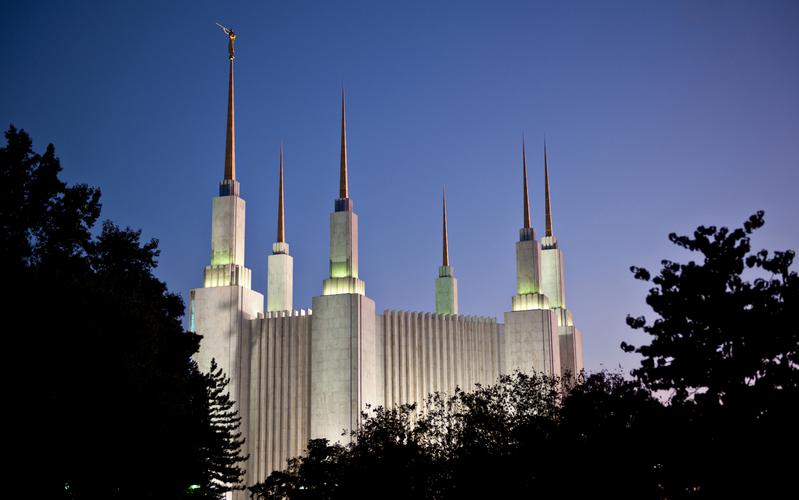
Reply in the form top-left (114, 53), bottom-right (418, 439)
top-left (189, 30), bottom-right (584, 493)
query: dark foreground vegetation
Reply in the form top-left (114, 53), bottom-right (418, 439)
top-left (251, 213), bottom-right (797, 498)
top-left (2, 126), bottom-right (246, 499)
top-left (4, 126), bottom-right (796, 499)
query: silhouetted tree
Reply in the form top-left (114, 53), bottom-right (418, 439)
top-left (249, 439), bottom-right (348, 500)
top-left (1, 125), bottom-right (245, 499)
top-left (623, 211), bottom-right (798, 408)
top-left (250, 372), bottom-right (668, 500)
top-left (0, 124), bottom-right (100, 269)
top-left (252, 212), bottom-right (799, 499)
top-left (189, 359), bottom-right (248, 498)
top-left (623, 211), bottom-right (798, 497)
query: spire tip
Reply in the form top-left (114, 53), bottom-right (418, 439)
top-left (339, 89), bottom-right (349, 200)
top-left (277, 145), bottom-right (285, 243)
top-left (544, 142), bottom-right (553, 237)
top-left (222, 26), bottom-right (236, 182)
top-left (522, 140), bottom-right (531, 229)
top-left (442, 188), bottom-right (449, 267)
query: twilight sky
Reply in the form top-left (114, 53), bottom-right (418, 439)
top-left (2, 0), bottom-right (797, 373)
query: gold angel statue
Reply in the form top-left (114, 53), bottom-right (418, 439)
top-left (216, 23), bottom-right (236, 60)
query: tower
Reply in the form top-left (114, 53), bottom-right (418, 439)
top-left (539, 143), bottom-right (583, 377)
top-left (435, 189), bottom-right (458, 315)
top-left (310, 89), bottom-right (378, 443)
top-left (540, 142), bottom-right (564, 311)
top-left (189, 26), bottom-right (264, 494)
top-left (205, 26), bottom-right (248, 288)
top-left (267, 144), bottom-right (294, 312)
top-left (503, 139), bottom-right (560, 376)
top-left (321, 89), bottom-right (366, 296)
top-left (511, 140), bottom-right (548, 311)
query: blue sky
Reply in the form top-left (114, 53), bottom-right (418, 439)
top-left (2, 0), bottom-right (797, 372)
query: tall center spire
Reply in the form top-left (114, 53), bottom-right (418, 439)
top-left (277, 143), bottom-right (285, 243)
top-left (522, 139), bottom-right (531, 229)
top-left (339, 88), bottom-right (349, 199)
top-left (324, 89), bottom-right (363, 295)
top-left (442, 188), bottom-right (449, 267)
top-left (203, 23), bottom-right (250, 289)
top-left (544, 142), bottom-right (553, 237)
top-left (221, 25), bottom-right (237, 182)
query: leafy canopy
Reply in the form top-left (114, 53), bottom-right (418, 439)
top-left (622, 211), bottom-right (799, 411)
top-left (1, 125), bottom-right (245, 500)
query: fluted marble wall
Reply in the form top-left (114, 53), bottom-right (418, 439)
top-left (377, 311), bottom-right (501, 409)
top-left (239, 308), bottom-right (543, 485)
top-left (248, 310), bottom-right (312, 483)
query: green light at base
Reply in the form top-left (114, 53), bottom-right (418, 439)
top-left (330, 260), bottom-right (352, 278)
top-left (211, 249), bottom-right (233, 267)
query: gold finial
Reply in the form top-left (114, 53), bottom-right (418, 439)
top-left (277, 144), bottom-right (285, 243)
top-left (544, 142), bottom-right (553, 237)
top-left (216, 23), bottom-right (236, 60)
top-left (442, 187), bottom-right (450, 267)
top-left (218, 23), bottom-right (236, 181)
top-left (522, 138), bottom-right (531, 229)
top-left (339, 87), bottom-right (348, 199)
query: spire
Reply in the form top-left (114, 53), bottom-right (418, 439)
top-left (522, 139), bottom-right (531, 229)
top-left (277, 144), bottom-right (285, 243)
top-left (544, 142), bottom-right (553, 237)
top-left (222, 25), bottom-right (237, 181)
top-left (442, 188), bottom-right (449, 267)
top-left (339, 88), bottom-right (349, 199)
top-left (268, 142), bottom-right (293, 311)
top-left (436, 186), bottom-right (458, 315)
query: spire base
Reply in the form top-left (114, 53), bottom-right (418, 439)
top-left (541, 235), bottom-right (558, 250)
top-left (203, 263), bottom-right (252, 288)
top-left (519, 227), bottom-right (535, 241)
top-left (219, 179), bottom-right (240, 197)
top-left (323, 277), bottom-right (365, 296)
top-left (511, 292), bottom-right (550, 311)
top-left (335, 198), bottom-right (353, 212)
top-left (272, 242), bottom-right (290, 255)
top-left (438, 265), bottom-right (454, 278)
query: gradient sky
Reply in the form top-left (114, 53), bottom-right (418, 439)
top-left (2, 0), bottom-right (797, 373)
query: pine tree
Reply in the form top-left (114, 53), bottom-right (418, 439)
top-left (191, 359), bottom-right (248, 499)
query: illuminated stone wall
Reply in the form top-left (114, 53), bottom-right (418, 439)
top-left (247, 310), bottom-right (311, 481)
top-left (503, 309), bottom-right (561, 377)
top-left (310, 294), bottom-right (378, 443)
top-left (190, 284), bottom-right (263, 500)
top-left (210, 194), bottom-right (246, 268)
top-left (435, 266), bottom-right (458, 315)
top-left (267, 242), bottom-right (293, 312)
top-left (540, 236), bottom-right (566, 309)
top-left (378, 311), bottom-right (499, 408)
top-left (558, 326), bottom-right (584, 378)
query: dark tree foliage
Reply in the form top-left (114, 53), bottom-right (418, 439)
top-left (622, 211), bottom-right (798, 408)
top-left (190, 359), bottom-right (248, 497)
top-left (252, 212), bottom-right (798, 500)
top-left (251, 372), bottom-right (671, 500)
top-left (1, 126), bottom-right (245, 499)
top-left (622, 211), bottom-right (798, 497)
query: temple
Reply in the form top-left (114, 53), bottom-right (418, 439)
top-left (189, 30), bottom-right (584, 494)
